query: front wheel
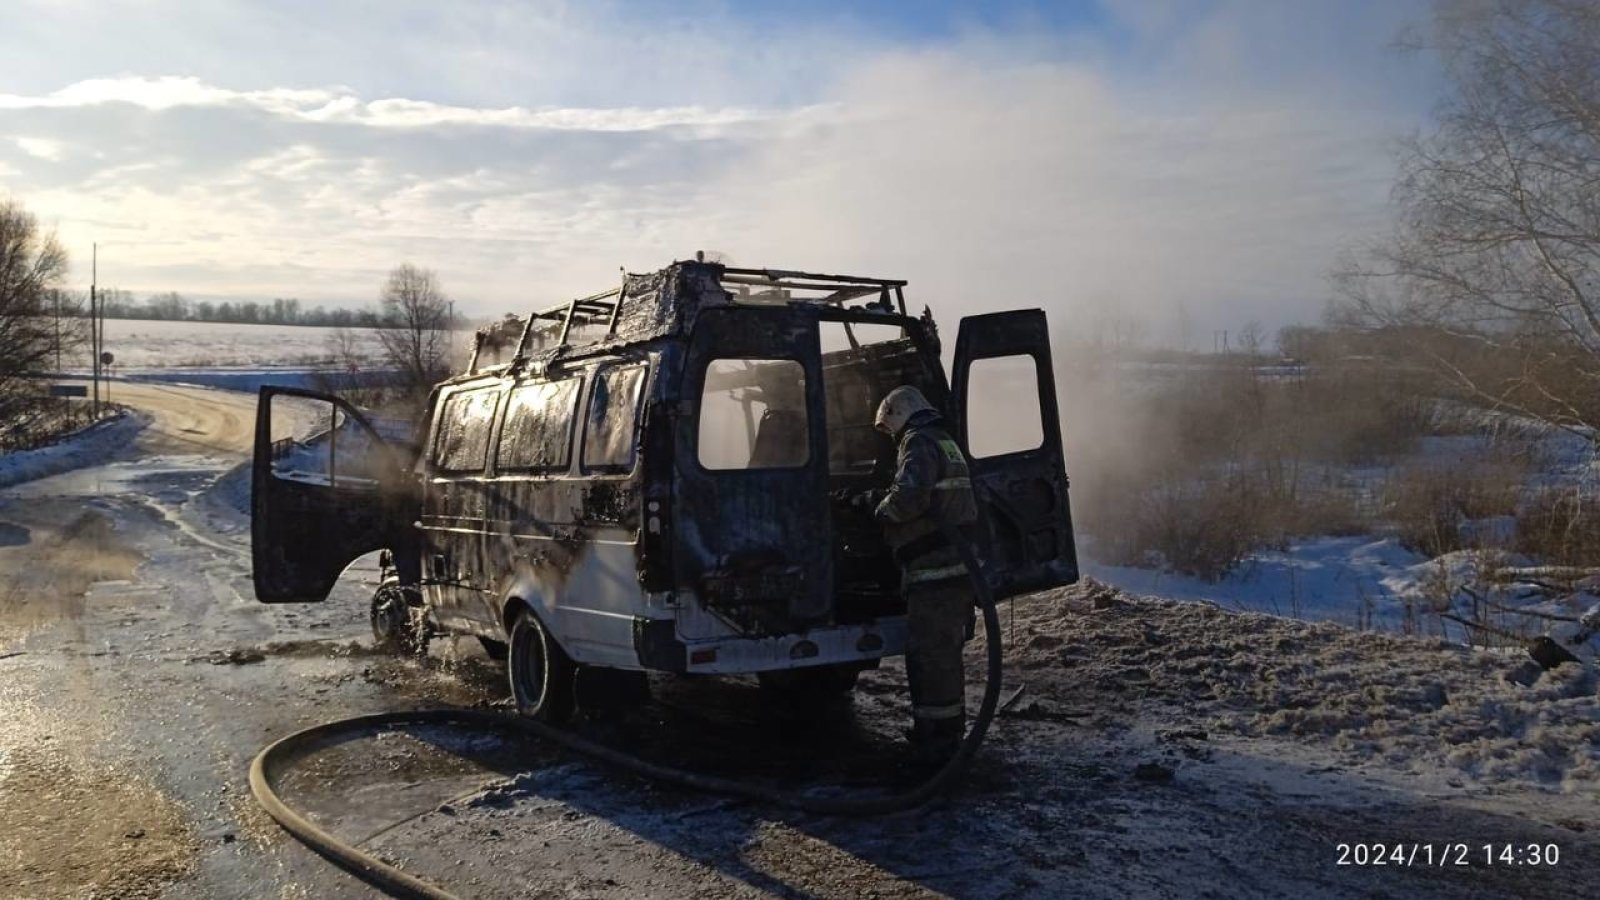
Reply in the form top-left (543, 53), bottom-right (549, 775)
top-left (370, 581), bottom-right (425, 655)
top-left (508, 609), bottom-right (576, 723)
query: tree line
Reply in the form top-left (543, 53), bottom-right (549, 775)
top-left (94, 290), bottom-right (385, 328)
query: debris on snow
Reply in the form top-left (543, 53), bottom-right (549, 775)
top-left (999, 581), bottom-right (1600, 792)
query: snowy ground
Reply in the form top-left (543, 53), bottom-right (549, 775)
top-left (1090, 422), bottom-right (1600, 652)
top-left (0, 408), bottom-right (149, 489)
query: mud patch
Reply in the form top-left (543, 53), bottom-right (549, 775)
top-left (0, 747), bottom-right (198, 898)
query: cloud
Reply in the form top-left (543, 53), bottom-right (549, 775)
top-left (0, 3), bottom-right (1434, 339)
top-left (0, 76), bottom-right (790, 132)
top-left (13, 137), bottom-right (64, 161)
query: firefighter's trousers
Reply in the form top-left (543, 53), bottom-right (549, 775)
top-left (904, 578), bottom-right (970, 739)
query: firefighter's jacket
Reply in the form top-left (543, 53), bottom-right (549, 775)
top-left (874, 410), bottom-right (979, 586)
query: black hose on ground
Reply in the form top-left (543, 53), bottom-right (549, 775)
top-left (251, 546), bottom-right (1004, 899)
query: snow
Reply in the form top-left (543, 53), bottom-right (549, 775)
top-left (1087, 536), bottom-right (1429, 630)
top-left (50, 319), bottom-right (426, 395)
top-left (0, 410), bottom-right (148, 489)
top-left (94, 319), bottom-right (388, 370)
top-left (1007, 581), bottom-right (1600, 792)
top-left (1087, 401), bottom-right (1600, 648)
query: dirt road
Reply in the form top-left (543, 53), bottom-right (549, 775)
top-left (61, 380), bottom-right (261, 456)
top-left (0, 382), bottom-right (1594, 899)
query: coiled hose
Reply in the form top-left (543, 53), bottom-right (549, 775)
top-left (251, 542), bottom-right (1003, 900)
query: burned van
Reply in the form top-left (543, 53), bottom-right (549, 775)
top-left (252, 261), bottom-right (1077, 720)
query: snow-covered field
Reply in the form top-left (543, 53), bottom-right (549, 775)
top-left (61, 318), bottom-right (482, 393)
top-left (95, 319), bottom-right (390, 370)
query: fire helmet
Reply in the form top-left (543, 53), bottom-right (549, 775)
top-left (874, 385), bottom-right (936, 437)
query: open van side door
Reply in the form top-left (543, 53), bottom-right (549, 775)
top-left (950, 309), bottom-right (1079, 599)
top-left (252, 385), bottom-right (419, 604)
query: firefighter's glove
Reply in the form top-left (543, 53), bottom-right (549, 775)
top-left (851, 489), bottom-right (885, 514)
top-left (832, 488), bottom-right (879, 513)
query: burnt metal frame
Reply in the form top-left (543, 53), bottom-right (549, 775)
top-left (488, 264), bottom-right (910, 376)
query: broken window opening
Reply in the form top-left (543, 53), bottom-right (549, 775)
top-left (497, 377), bottom-right (582, 472)
top-left (432, 388), bottom-right (500, 473)
top-left (966, 354), bottom-right (1044, 458)
top-left (818, 321), bottom-right (936, 477)
top-left (697, 359), bottom-right (809, 471)
top-left (581, 364), bottom-right (648, 473)
top-left (266, 394), bottom-right (397, 489)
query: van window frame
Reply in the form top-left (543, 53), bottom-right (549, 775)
top-left (429, 385), bottom-right (503, 475)
top-left (494, 374), bottom-right (584, 475)
top-left (579, 361), bottom-right (650, 476)
top-left (693, 355), bottom-right (813, 474)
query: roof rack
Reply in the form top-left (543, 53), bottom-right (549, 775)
top-left (472, 263), bottom-right (914, 375)
top-left (502, 278), bottom-right (629, 368)
top-left (719, 267), bottom-right (908, 315)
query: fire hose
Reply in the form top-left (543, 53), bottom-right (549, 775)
top-left (250, 534), bottom-right (1004, 900)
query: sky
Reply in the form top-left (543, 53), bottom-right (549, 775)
top-left (0, 0), bottom-right (1442, 342)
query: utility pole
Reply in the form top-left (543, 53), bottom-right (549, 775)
top-left (90, 243), bottom-right (99, 418)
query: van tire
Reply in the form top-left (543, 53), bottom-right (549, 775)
top-left (370, 581), bottom-right (424, 655)
top-left (757, 664), bottom-right (861, 698)
top-left (508, 610), bottom-right (576, 723)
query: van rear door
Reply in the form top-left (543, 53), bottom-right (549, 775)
top-left (675, 306), bottom-right (832, 633)
top-left (950, 309), bottom-right (1079, 599)
top-left (252, 386), bottom-right (418, 603)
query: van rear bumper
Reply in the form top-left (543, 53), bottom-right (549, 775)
top-left (632, 616), bottom-right (909, 675)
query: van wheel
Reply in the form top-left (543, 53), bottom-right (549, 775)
top-left (478, 637), bottom-right (509, 661)
top-left (370, 581), bottom-right (424, 655)
top-left (758, 664), bottom-right (861, 698)
top-left (508, 610), bottom-right (576, 723)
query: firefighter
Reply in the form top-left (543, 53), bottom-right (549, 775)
top-left (870, 385), bottom-right (979, 761)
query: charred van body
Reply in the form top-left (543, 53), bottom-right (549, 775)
top-left (251, 261), bottom-right (1078, 719)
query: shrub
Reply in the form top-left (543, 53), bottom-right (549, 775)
top-left (1515, 487), bottom-right (1600, 568)
top-left (1382, 457), bottom-right (1524, 556)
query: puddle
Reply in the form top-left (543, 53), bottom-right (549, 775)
top-left (0, 521), bottom-right (29, 547)
top-left (0, 509), bottom-right (143, 640)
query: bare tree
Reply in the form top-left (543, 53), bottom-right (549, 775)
top-left (313, 326), bottom-right (387, 408)
top-left (1335, 0), bottom-right (1600, 432)
top-left (1237, 320), bottom-right (1266, 359)
top-left (0, 197), bottom-right (73, 412)
top-left (377, 263), bottom-right (450, 410)
top-left (146, 290), bottom-right (188, 320)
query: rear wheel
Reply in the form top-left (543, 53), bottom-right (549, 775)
top-left (508, 609), bottom-right (576, 723)
top-left (757, 664), bottom-right (862, 698)
top-left (370, 581), bottom-right (425, 655)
